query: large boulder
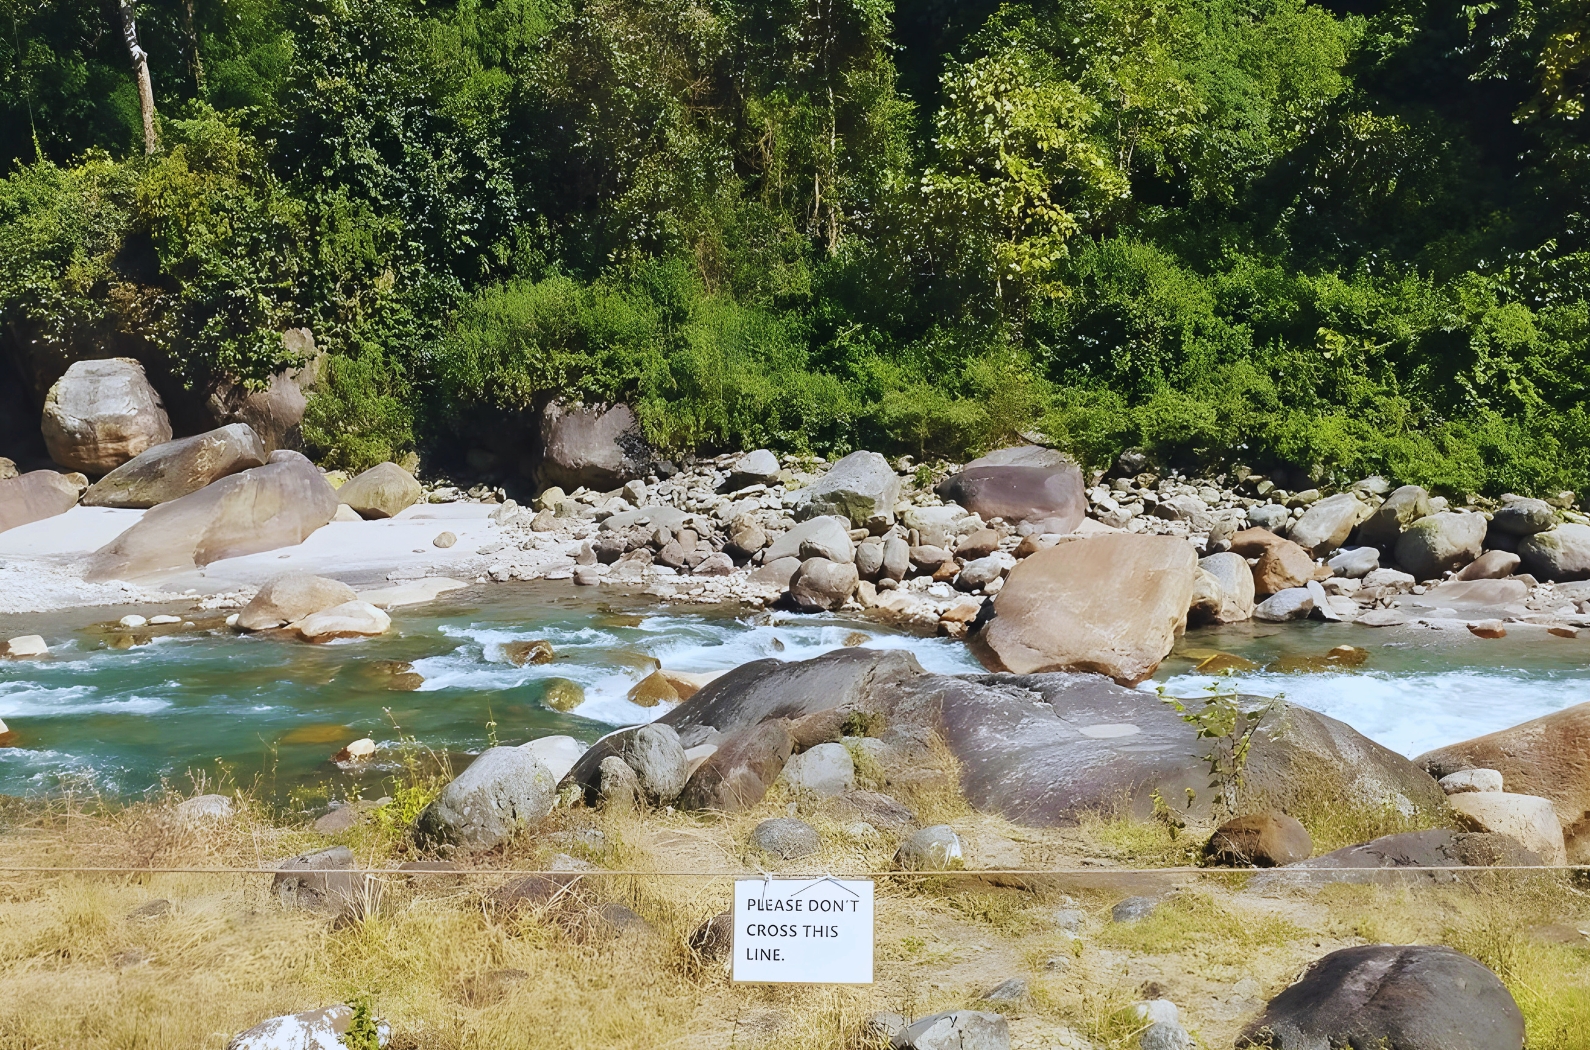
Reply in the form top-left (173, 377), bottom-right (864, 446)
top-left (1446, 791), bottom-right (1567, 864)
top-left (1189, 551), bottom-right (1255, 624)
top-left (764, 515), bottom-right (854, 564)
top-left (208, 371), bottom-right (308, 456)
top-left (82, 424), bottom-right (266, 508)
top-left (870, 671), bottom-right (1446, 828)
top-left (1251, 829), bottom-right (1542, 890)
top-left (1489, 496), bottom-right (1556, 536)
top-left (1236, 945), bottom-right (1524, 1050)
top-left (336, 461), bottom-right (422, 519)
top-left (296, 600), bottom-right (391, 641)
top-left (794, 451), bottom-right (901, 528)
top-left (1202, 812), bottom-right (1312, 867)
top-left (1395, 511), bottom-right (1487, 580)
top-left (970, 534), bottom-right (1198, 685)
top-left (560, 648), bottom-right (924, 802)
top-left (1358, 484), bottom-right (1431, 548)
top-left (1417, 702), bottom-right (1590, 861)
top-left (935, 460), bottom-right (1086, 532)
top-left (536, 400), bottom-right (652, 491)
top-left (0, 470), bottom-right (87, 533)
top-left (788, 557), bottom-right (859, 610)
top-left (86, 450), bottom-right (339, 580)
top-left (677, 720), bottom-right (794, 812)
top-left (627, 723), bottom-right (689, 805)
top-left (414, 746), bottom-right (557, 850)
top-left (237, 572), bottom-right (357, 630)
top-left (1253, 539), bottom-right (1316, 597)
top-left (41, 358), bottom-right (172, 475)
top-left (1286, 492), bottom-right (1365, 555)
top-left (1516, 523), bottom-right (1590, 581)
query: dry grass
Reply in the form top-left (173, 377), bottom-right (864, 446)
top-left (0, 756), bottom-right (1587, 1050)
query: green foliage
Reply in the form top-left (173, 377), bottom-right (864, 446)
top-left (340, 998), bottom-right (382, 1050)
top-left (1160, 683), bottom-right (1281, 817)
top-left (2, 0), bottom-right (1589, 491)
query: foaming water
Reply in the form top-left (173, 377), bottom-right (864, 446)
top-left (0, 583), bottom-right (980, 798)
top-left (1157, 620), bottom-right (1590, 757)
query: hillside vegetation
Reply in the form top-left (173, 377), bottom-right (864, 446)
top-left (2, 0), bottom-right (1587, 492)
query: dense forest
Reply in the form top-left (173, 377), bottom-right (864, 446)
top-left (1, 0), bottom-right (1586, 493)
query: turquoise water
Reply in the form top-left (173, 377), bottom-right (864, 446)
top-left (0, 584), bottom-right (981, 799)
top-left (2, 586), bottom-right (1587, 800)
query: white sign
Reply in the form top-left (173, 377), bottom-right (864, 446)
top-left (732, 877), bottom-right (874, 984)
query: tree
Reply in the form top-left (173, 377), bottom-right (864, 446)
top-left (118, 0), bottom-right (159, 154)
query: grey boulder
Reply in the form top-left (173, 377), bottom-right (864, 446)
top-left (1327, 546), bottom-right (1380, 579)
top-left (536, 400), bottom-right (652, 490)
top-left (87, 450), bottom-right (339, 580)
top-left (936, 461), bottom-right (1086, 532)
top-left (751, 817), bottom-right (820, 860)
top-left (1490, 496), bottom-right (1556, 536)
top-left (1395, 511), bottom-right (1487, 579)
top-left (891, 1010), bottom-right (1008, 1050)
top-left (728, 448), bottom-right (780, 488)
top-left (765, 515), bottom-right (854, 563)
top-left (82, 424), bottom-right (266, 509)
top-left (1236, 944), bottom-right (1523, 1050)
top-left (42, 358), bottom-right (171, 475)
top-left (1189, 552), bottom-right (1255, 624)
top-left (894, 825), bottom-right (962, 870)
top-left (336, 461), bottom-right (422, 519)
top-left (1254, 586), bottom-right (1315, 622)
top-left (1358, 484), bottom-right (1432, 547)
top-left (794, 451), bottom-right (901, 528)
top-left (414, 746), bottom-right (557, 850)
top-left (780, 741), bottom-right (856, 797)
top-left (627, 723), bottom-right (689, 805)
top-left (789, 557), bottom-right (860, 610)
top-left (271, 846), bottom-right (378, 921)
top-left (1517, 523), bottom-right (1590, 581)
top-left (1286, 492), bottom-right (1365, 555)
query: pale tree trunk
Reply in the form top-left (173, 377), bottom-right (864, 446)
top-left (118, 0), bottom-right (158, 154)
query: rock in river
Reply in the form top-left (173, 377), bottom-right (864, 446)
top-left (970, 533), bottom-right (1197, 684)
top-left (87, 450), bottom-right (339, 580)
top-left (1236, 944), bottom-right (1523, 1050)
top-left (237, 572), bottom-right (357, 631)
top-left (296, 600), bottom-right (391, 641)
top-left (42, 358), bottom-right (171, 475)
top-left (82, 424), bottom-right (266, 508)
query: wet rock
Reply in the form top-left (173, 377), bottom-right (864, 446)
top-left (1490, 497), bottom-right (1556, 535)
top-left (789, 557), bottom-right (859, 610)
top-left (1439, 768), bottom-right (1503, 794)
top-left (1203, 812), bottom-right (1312, 867)
top-left (780, 741), bottom-right (856, 797)
top-left (751, 817), bottom-right (820, 860)
top-left (3, 635), bottom-right (49, 658)
top-left (1358, 484), bottom-right (1432, 547)
top-left (0, 470), bottom-right (88, 533)
top-left (238, 572), bottom-right (358, 631)
top-left (1417, 702), bottom-right (1590, 862)
top-left (541, 677), bottom-right (585, 711)
top-left (296, 600), bottom-right (391, 641)
top-left (82, 424), bottom-right (266, 508)
top-left (628, 670), bottom-right (680, 707)
top-left (1517, 523), bottom-right (1590, 581)
top-left (227, 1005), bottom-right (389, 1050)
top-left (1190, 552), bottom-right (1255, 624)
top-left (627, 723), bottom-right (689, 805)
top-left (890, 1010), bottom-right (1008, 1050)
top-left (1395, 511), bottom-right (1487, 580)
top-left (536, 400), bottom-right (652, 490)
top-left (503, 639), bottom-right (555, 666)
top-left (1327, 546), bottom-right (1379, 579)
top-left (336, 461), bottom-right (422, 519)
top-left (1236, 944), bottom-right (1523, 1050)
top-left (1253, 539), bottom-right (1316, 597)
top-left (678, 720), bottom-right (794, 813)
top-left (894, 825), bottom-right (962, 870)
top-left (1447, 791), bottom-right (1567, 864)
top-left (414, 746), bottom-right (557, 850)
top-left (1286, 492), bottom-right (1364, 555)
top-left (1455, 550), bottom-right (1521, 580)
top-left (42, 358), bottom-right (171, 475)
top-left (971, 534), bottom-right (1198, 685)
top-left (88, 451), bottom-right (339, 580)
top-left (794, 450), bottom-right (900, 528)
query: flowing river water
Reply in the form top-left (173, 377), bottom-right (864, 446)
top-left (1, 583), bottom-right (1586, 800)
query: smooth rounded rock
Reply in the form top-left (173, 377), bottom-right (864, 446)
top-left (1396, 511), bottom-right (1487, 580)
top-left (1439, 768), bottom-right (1503, 794)
top-left (729, 448), bottom-right (780, 487)
top-left (415, 746), bottom-right (557, 849)
top-left (536, 400), bottom-right (652, 490)
top-left (1253, 539), bottom-right (1316, 596)
top-left (336, 461), bottom-right (422, 519)
top-left (1447, 791), bottom-right (1567, 864)
top-left (627, 723), bottom-right (688, 805)
top-left (765, 515), bottom-right (854, 564)
top-left (82, 424), bottom-right (266, 509)
top-left (1203, 812), bottom-right (1312, 867)
top-left (295, 600), bottom-right (390, 641)
top-left (780, 741), bottom-right (856, 797)
top-left (1328, 546), bottom-right (1380, 579)
top-left (1358, 485), bottom-right (1432, 547)
top-left (0, 470), bottom-right (88, 533)
top-left (1517, 523), bottom-right (1590, 581)
top-left (788, 557), bottom-right (859, 611)
top-left (1455, 549), bottom-right (1521, 580)
top-left (1490, 497), bottom-right (1556, 535)
top-left (894, 825), bottom-right (962, 870)
top-left (42, 358), bottom-right (171, 475)
top-left (751, 817), bottom-right (820, 860)
top-left (1190, 551), bottom-right (1255, 624)
top-left (1287, 492), bottom-right (1364, 555)
top-left (1254, 586), bottom-right (1315, 622)
top-left (238, 573), bottom-right (357, 631)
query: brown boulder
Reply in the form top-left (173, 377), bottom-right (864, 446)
top-left (208, 370), bottom-right (308, 455)
top-left (1230, 527), bottom-right (1286, 558)
top-left (1455, 550), bottom-right (1521, 580)
top-left (1417, 702), bottom-right (1590, 862)
top-left (1253, 538), bottom-right (1315, 597)
top-left (677, 720), bottom-right (793, 813)
top-left (336, 461), bottom-right (422, 519)
top-left (935, 461), bottom-right (1086, 531)
top-left (87, 450), bottom-right (339, 580)
top-left (41, 358), bottom-right (172, 475)
top-left (535, 400), bottom-right (652, 491)
top-left (82, 424), bottom-right (266, 508)
top-left (0, 470), bottom-right (87, 533)
top-left (970, 534), bottom-right (1198, 685)
top-left (1203, 812), bottom-right (1312, 867)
